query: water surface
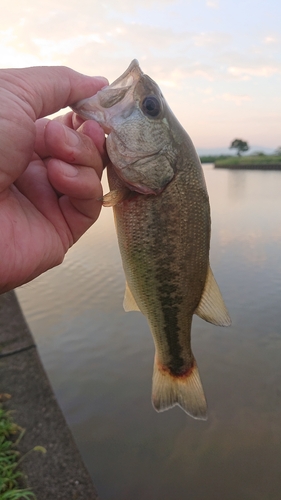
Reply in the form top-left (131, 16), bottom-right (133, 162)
top-left (17, 165), bottom-right (281, 500)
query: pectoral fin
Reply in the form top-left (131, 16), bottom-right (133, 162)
top-left (123, 282), bottom-right (140, 312)
top-left (102, 188), bottom-right (130, 207)
top-left (195, 265), bottom-right (231, 326)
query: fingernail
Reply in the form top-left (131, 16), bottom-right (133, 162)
top-left (61, 161), bottom-right (78, 177)
top-left (65, 128), bottom-right (80, 147)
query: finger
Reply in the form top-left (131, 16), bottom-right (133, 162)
top-left (35, 111), bottom-right (109, 163)
top-left (59, 195), bottom-right (102, 243)
top-left (47, 158), bottom-right (103, 241)
top-left (14, 158), bottom-right (73, 250)
top-left (47, 158), bottom-right (103, 200)
top-left (34, 118), bottom-right (51, 158)
top-left (76, 120), bottom-right (109, 166)
top-left (43, 120), bottom-right (105, 178)
top-left (15, 156), bottom-right (103, 246)
top-left (0, 68), bottom-right (108, 193)
top-left (54, 111), bottom-right (74, 128)
top-left (34, 112), bottom-right (101, 159)
top-left (72, 113), bottom-right (85, 130)
top-left (2, 66), bottom-right (108, 119)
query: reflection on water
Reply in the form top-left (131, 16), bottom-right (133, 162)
top-left (17, 165), bottom-right (281, 500)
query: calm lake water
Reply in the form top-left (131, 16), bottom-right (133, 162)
top-left (17, 164), bottom-right (281, 500)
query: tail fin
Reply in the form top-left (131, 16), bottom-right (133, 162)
top-left (152, 358), bottom-right (207, 420)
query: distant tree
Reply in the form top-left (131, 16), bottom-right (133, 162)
top-left (229, 138), bottom-right (249, 156)
top-left (274, 146), bottom-right (281, 156)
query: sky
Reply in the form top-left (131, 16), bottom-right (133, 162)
top-left (1, 0), bottom-right (281, 153)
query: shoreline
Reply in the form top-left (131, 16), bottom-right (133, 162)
top-left (0, 290), bottom-right (99, 500)
top-left (214, 163), bottom-right (281, 170)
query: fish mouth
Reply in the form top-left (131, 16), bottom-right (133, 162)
top-left (108, 59), bottom-right (143, 89)
top-left (71, 59), bottom-right (143, 129)
top-left (72, 60), bottom-right (170, 196)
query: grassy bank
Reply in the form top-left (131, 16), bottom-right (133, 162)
top-left (214, 154), bottom-right (281, 169)
top-left (200, 155), bottom-right (232, 163)
top-left (0, 403), bottom-right (35, 500)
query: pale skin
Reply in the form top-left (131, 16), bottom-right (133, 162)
top-left (0, 66), bottom-right (109, 293)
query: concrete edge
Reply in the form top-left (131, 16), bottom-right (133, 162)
top-left (0, 290), bottom-right (99, 500)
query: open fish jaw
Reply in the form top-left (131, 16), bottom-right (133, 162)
top-left (71, 60), bottom-right (143, 130)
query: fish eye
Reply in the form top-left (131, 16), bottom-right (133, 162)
top-left (142, 96), bottom-right (161, 117)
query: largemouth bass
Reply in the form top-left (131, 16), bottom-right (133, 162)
top-left (72, 60), bottom-right (231, 420)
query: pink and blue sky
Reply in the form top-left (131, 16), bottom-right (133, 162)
top-left (1, 0), bottom-right (280, 153)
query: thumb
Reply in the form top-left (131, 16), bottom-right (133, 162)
top-left (1, 66), bottom-right (108, 120)
top-left (0, 67), bottom-right (108, 192)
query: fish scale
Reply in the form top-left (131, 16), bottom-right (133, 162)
top-left (72, 59), bottom-right (231, 419)
top-left (108, 164), bottom-right (211, 415)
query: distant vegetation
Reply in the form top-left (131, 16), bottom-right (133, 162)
top-left (229, 138), bottom-right (249, 156)
top-left (200, 141), bottom-right (281, 169)
top-left (214, 154), bottom-right (281, 168)
top-left (200, 155), bottom-right (232, 163)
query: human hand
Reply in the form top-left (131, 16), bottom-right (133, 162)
top-left (0, 66), bottom-right (108, 293)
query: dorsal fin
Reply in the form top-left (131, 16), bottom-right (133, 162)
top-left (123, 282), bottom-right (140, 312)
top-left (195, 265), bottom-right (231, 326)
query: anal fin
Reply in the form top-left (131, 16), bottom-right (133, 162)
top-left (195, 265), bottom-right (231, 326)
top-left (123, 282), bottom-right (140, 312)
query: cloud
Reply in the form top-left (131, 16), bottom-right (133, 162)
top-left (33, 34), bottom-right (104, 58)
top-left (263, 36), bottom-right (279, 44)
top-left (219, 49), bottom-right (281, 80)
top-left (206, 0), bottom-right (219, 9)
top-left (1, 0), bottom-right (281, 148)
top-left (1, 4), bottom-right (279, 85)
top-left (192, 31), bottom-right (230, 47)
top-left (228, 65), bottom-right (281, 79)
top-left (91, 0), bottom-right (177, 12)
top-left (221, 93), bottom-right (252, 106)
